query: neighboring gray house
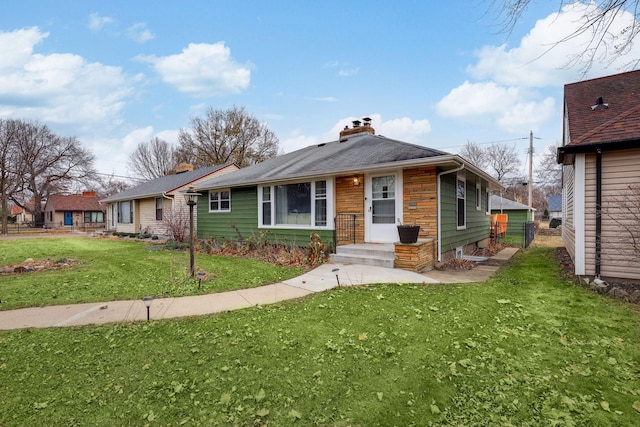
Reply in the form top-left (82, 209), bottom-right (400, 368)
top-left (101, 163), bottom-right (239, 236)
top-left (193, 120), bottom-right (504, 271)
top-left (547, 194), bottom-right (562, 219)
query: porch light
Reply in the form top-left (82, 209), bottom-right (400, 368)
top-left (142, 296), bottom-right (153, 321)
top-left (353, 177), bottom-right (360, 186)
top-left (183, 187), bottom-right (202, 277)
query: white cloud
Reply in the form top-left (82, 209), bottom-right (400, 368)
top-left (126, 22), bottom-right (155, 43)
top-left (0, 27), bottom-right (134, 127)
top-left (88, 13), bottom-right (113, 31)
top-left (435, 1), bottom-right (639, 134)
top-left (338, 67), bottom-right (359, 77)
top-left (138, 42), bottom-right (251, 97)
top-left (304, 96), bottom-right (338, 102)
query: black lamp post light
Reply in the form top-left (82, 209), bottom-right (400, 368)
top-left (142, 296), bottom-right (153, 321)
top-left (183, 187), bottom-right (202, 277)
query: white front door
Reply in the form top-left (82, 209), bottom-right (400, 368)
top-left (365, 173), bottom-right (402, 243)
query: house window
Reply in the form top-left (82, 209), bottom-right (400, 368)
top-left (84, 211), bottom-right (104, 223)
top-left (118, 201), bottom-right (133, 224)
top-left (155, 198), bottom-right (163, 221)
top-left (209, 190), bottom-right (230, 212)
top-left (457, 177), bottom-right (466, 229)
top-left (262, 187), bottom-right (271, 225)
top-left (476, 182), bottom-right (482, 211)
top-left (315, 180), bottom-right (327, 226)
top-left (485, 188), bottom-right (491, 215)
top-left (260, 180), bottom-right (328, 227)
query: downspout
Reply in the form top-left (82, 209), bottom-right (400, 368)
top-left (595, 148), bottom-right (602, 277)
top-left (437, 163), bottom-right (465, 262)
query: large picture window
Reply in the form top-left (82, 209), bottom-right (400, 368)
top-left (260, 180), bottom-right (329, 227)
top-left (209, 190), bottom-right (230, 212)
top-left (118, 201), bottom-right (132, 224)
top-left (457, 177), bottom-right (466, 229)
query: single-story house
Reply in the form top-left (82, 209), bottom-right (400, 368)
top-left (558, 69), bottom-right (640, 281)
top-left (547, 194), bottom-right (562, 219)
top-left (193, 119), bottom-right (504, 271)
top-left (101, 163), bottom-right (239, 236)
top-left (9, 205), bottom-right (26, 224)
top-left (44, 192), bottom-right (106, 230)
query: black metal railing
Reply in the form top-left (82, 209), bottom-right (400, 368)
top-left (334, 213), bottom-right (357, 247)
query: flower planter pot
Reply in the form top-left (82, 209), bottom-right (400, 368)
top-left (397, 225), bottom-right (420, 244)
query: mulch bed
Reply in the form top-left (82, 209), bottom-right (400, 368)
top-left (0, 258), bottom-right (83, 275)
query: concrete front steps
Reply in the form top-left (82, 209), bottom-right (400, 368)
top-left (330, 243), bottom-right (395, 268)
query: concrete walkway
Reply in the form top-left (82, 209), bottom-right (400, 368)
top-left (0, 247), bottom-right (519, 330)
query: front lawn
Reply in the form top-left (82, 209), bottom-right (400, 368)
top-left (0, 237), bottom-right (303, 310)
top-left (0, 246), bottom-right (638, 426)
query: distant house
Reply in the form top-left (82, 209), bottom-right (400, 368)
top-left (547, 194), bottom-right (562, 219)
top-left (194, 120), bottom-right (504, 271)
top-left (101, 163), bottom-right (239, 236)
top-left (44, 192), bottom-right (106, 230)
top-left (9, 205), bottom-right (25, 224)
top-left (491, 194), bottom-right (535, 222)
top-left (558, 69), bottom-right (640, 281)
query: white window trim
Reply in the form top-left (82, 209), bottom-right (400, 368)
top-left (485, 187), bottom-right (491, 215)
top-left (258, 178), bottom-right (334, 229)
top-left (208, 189), bottom-right (231, 213)
top-left (475, 181), bottom-right (482, 211)
top-left (456, 175), bottom-right (467, 230)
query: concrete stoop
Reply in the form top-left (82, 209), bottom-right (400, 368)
top-left (330, 243), bottom-right (395, 268)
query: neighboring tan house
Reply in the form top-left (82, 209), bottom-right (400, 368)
top-left (194, 119), bottom-right (504, 271)
top-left (558, 69), bottom-right (640, 281)
top-left (101, 163), bottom-right (239, 236)
top-left (10, 205), bottom-right (25, 224)
top-left (44, 192), bottom-right (106, 230)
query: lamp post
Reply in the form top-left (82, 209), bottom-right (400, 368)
top-left (142, 296), bottom-right (153, 321)
top-left (184, 187), bottom-right (201, 277)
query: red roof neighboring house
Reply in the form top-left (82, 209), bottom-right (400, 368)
top-left (46, 192), bottom-right (105, 213)
top-left (10, 205), bottom-right (24, 216)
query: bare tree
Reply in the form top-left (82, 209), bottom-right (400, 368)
top-left (176, 105), bottom-right (279, 168)
top-left (485, 143), bottom-right (523, 182)
top-left (0, 119), bottom-right (21, 234)
top-left (459, 140), bottom-right (489, 170)
top-left (604, 183), bottom-right (640, 260)
top-left (12, 121), bottom-right (96, 226)
top-left (127, 137), bottom-right (178, 180)
top-left (492, 0), bottom-right (640, 72)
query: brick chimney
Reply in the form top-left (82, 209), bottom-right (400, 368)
top-left (175, 163), bottom-right (195, 174)
top-left (82, 191), bottom-right (97, 197)
top-left (339, 117), bottom-right (375, 139)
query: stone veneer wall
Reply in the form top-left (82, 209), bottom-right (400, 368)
top-left (335, 174), bottom-right (365, 245)
top-left (402, 166), bottom-right (437, 239)
top-left (394, 239), bottom-right (435, 272)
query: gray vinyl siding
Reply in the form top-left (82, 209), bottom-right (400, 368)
top-left (562, 163), bottom-right (576, 261)
top-left (197, 186), bottom-right (334, 248)
top-left (440, 173), bottom-right (491, 255)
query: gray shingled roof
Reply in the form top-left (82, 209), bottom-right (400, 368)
top-left (491, 194), bottom-right (535, 211)
top-left (195, 133), bottom-right (452, 190)
top-left (101, 163), bottom-right (232, 203)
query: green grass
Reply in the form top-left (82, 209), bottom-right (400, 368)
top-left (0, 246), bottom-right (638, 426)
top-left (0, 238), bottom-right (303, 310)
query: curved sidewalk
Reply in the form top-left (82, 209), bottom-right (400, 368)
top-left (0, 248), bottom-right (518, 330)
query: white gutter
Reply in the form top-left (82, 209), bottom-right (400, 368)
top-left (437, 163), bottom-right (465, 263)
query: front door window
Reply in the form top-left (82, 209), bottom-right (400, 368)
top-left (372, 175), bottom-right (395, 224)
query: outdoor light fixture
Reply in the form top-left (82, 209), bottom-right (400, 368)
top-left (183, 187), bottom-right (202, 277)
top-left (353, 176), bottom-right (360, 186)
top-left (142, 296), bottom-right (153, 321)
top-left (332, 268), bottom-right (341, 288)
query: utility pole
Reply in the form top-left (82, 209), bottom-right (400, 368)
top-left (528, 130), bottom-right (534, 208)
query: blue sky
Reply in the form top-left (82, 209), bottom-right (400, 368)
top-left (1, 1), bottom-right (639, 181)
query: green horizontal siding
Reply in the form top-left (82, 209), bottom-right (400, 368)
top-left (440, 173), bottom-right (491, 254)
top-left (197, 186), bottom-right (334, 248)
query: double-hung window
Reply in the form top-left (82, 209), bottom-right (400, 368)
top-left (118, 201), bottom-right (133, 224)
top-left (155, 197), bottom-right (163, 220)
top-left (476, 182), bottom-right (482, 211)
top-left (209, 190), bottom-right (230, 212)
top-left (260, 180), bottom-right (329, 227)
top-left (456, 177), bottom-right (466, 229)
